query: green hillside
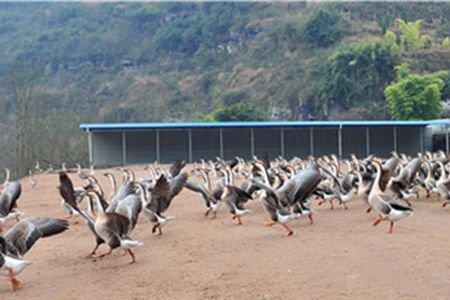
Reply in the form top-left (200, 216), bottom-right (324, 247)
top-left (0, 2), bottom-right (449, 175)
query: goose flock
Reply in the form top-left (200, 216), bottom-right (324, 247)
top-left (1, 150), bottom-right (450, 292)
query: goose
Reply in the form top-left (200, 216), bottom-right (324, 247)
top-left (0, 172), bottom-right (23, 232)
top-left (143, 173), bottom-right (187, 235)
top-left (185, 168), bottom-right (226, 218)
top-left (28, 170), bottom-right (37, 188)
top-left (221, 185), bottom-right (252, 225)
top-left (259, 189), bottom-right (299, 236)
top-left (81, 190), bottom-right (143, 264)
top-left (0, 217), bottom-right (69, 291)
top-left (368, 160), bottom-right (413, 234)
top-left (59, 173), bottom-right (107, 257)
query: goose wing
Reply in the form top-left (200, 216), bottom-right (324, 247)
top-left (227, 186), bottom-right (252, 210)
top-left (147, 175), bottom-right (170, 214)
top-left (58, 172), bottom-right (78, 210)
top-left (107, 181), bottom-right (135, 213)
top-left (185, 181), bottom-right (211, 207)
top-left (168, 173), bottom-right (188, 200)
top-left (4, 217), bottom-right (69, 256)
top-left (169, 160), bottom-right (186, 178)
top-left (114, 194), bottom-right (142, 230)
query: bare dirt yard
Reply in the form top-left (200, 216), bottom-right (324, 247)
top-left (2, 166), bottom-right (450, 300)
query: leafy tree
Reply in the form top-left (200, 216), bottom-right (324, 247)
top-left (443, 37), bottom-right (450, 49)
top-left (195, 102), bottom-right (268, 122)
top-left (441, 72), bottom-right (450, 101)
top-left (312, 41), bottom-right (398, 116)
top-left (302, 7), bottom-right (344, 48)
top-left (383, 30), bottom-right (400, 52)
top-left (384, 64), bottom-right (447, 120)
top-left (213, 102), bottom-right (267, 121)
top-left (395, 18), bottom-right (429, 50)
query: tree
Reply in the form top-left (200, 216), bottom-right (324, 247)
top-left (443, 37), bottom-right (450, 49)
top-left (384, 64), bottom-right (447, 120)
top-left (395, 18), bottom-right (429, 50)
top-left (312, 41), bottom-right (398, 116)
top-left (2, 61), bottom-right (47, 176)
top-left (302, 7), bottom-right (344, 48)
top-left (195, 102), bottom-right (268, 122)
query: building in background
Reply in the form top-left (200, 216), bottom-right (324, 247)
top-left (80, 120), bottom-right (450, 166)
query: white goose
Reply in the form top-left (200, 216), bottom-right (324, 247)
top-left (368, 160), bottom-right (413, 234)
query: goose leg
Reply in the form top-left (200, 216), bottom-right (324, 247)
top-left (204, 209), bottom-right (211, 218)
top-left (442, 202), bottom-right (448, 207)
top-left (330, 201), bottom-right (334, 210)
top-left (151, 223), bottom-right (160, 234)
top-left (264, 221), bottom-right (276, 227)
top-left (236, 216), bottom-right (242, 225)
top-left (343, 203), bottom-right (348, 210)
top-left (366, 207), bottom-right (372, 213)
top-left (308, 215), bottom-right (314, 225)
top-left (388, 221), bottom-right (395, 234)
top-left (158, 226), bottom-right (163, 235)
top-left (97, 249), bottom-right (113, 258)
top-left (8, 269), bottom-right (22, 292)
top-left (404, 199), bottom-right (412, 207)
top-left (86, 244), bottom-right (101, 258)
top-left (317, 199), bottom-right (325, 206)
top-left (127, 249), bottom-right (136, 264)
top-left (372, 215), bottom-right (386, 226)
top-left (282, 224), bottom-right (293, 236)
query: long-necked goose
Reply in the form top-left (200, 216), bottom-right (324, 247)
top-left (82, 190), bottom-right (143, 264)
top-left (259, 188), bottom-right (299, 236)
top-left (143, 173), bottom-right (187, 235)
top-left (368, 160), bottom-right (413, 234)
top-left (0, 217), bottom-right (68, 291)
top-left (221, 185), bottom-right (252, 225)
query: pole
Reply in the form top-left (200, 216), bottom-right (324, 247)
top-left (122, 131), bottom-right (127, 166)
top-left (188, 129), bottom-right (193, 163)
top-left (219, 128), bottom-right (224, 158)
top-left (87, 129), bottom-right (93, 166)
top-left (366, 127), bottom-right (370, 156)
top-left (156, 129), bottom-right (160, 162)
top-left (338, 125), bottom-right (343, 158)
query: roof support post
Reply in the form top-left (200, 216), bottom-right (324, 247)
top-left (250, 128), bottom-right (255, 158)
top-left (366, 127), bottom-right (370, 156)
top-left (188, 129), bottom-right (193, 163)
top-left (309, 127), bottom-right (314, 157)
top-left (446, 125), bottom-right (449, 155)
top-left (393, 126), bottom-right (398, 153)
top-left (280, 127), bottom-right (285, 157)
top-left (219, 128), bottom-right (224, 158)
top-left (122, 131), bottom-right (127, 166)
top-left (87, 129), bottom-right (93, 166)
top-left (156, 129), bottom-right (160, 162)
top-left (338, 125), bottom-right (343, 159)
top-left (420, 126), bottom-right (424, 153)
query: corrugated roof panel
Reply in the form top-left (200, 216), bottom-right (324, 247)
top-left (80, 119), bottom-right (450, 131)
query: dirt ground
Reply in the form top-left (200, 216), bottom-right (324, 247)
top-left (2, 166), bottom-right (450, 300)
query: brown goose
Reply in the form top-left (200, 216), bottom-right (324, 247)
top-left (143, 173), bottom-right (187, 235)
top-left (221, 186), bottom-right (252, 225)
top-left (83, 190), bottom-right (143, 264)
top-left (0, 217), bottom-right (69, 291)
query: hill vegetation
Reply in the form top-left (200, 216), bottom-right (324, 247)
top-left (0, 2), bottom-right (450, 176)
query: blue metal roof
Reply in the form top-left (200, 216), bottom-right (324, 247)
top-left (80, 119), bottom-right (450, 131)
